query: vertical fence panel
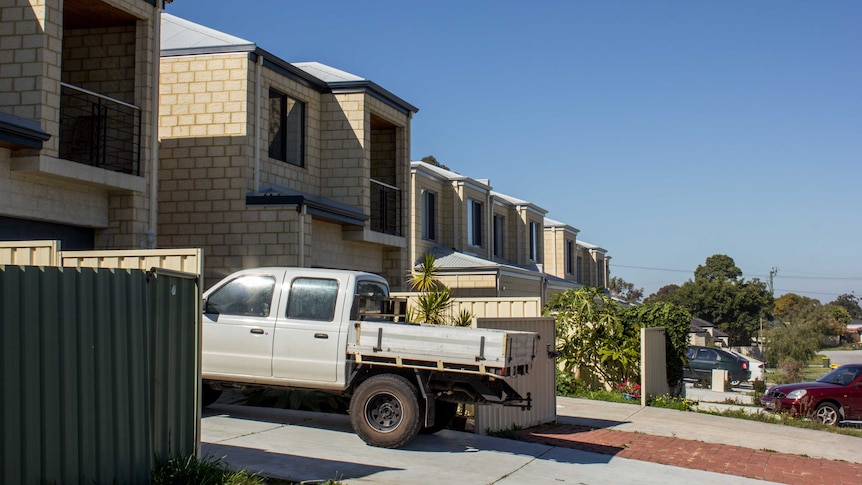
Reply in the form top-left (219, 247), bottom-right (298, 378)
top-left (474, 317), bottom-right (557, 434)
top-left (0, 265), bottom-right (199, 484)
top-left (0, 240), bottom-right (61, 266)
top-left (641, 327), bottom-right (670, 404)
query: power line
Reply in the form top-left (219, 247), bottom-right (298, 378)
top-left (611, 263), bottom-right (862, 282)
top-left (610, 264), bottom-right (692, 274)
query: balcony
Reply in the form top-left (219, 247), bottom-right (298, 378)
top-left (370, 179), bottom-right (401, 236)
top-left (59, 82), bottom-right (141, 175)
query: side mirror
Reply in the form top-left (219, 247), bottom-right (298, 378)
top-left (202, 297), bottom-right (218, 315)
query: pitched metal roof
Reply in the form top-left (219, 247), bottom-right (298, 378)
top-left (160, 13), bottom-right (255, 54)
top-left (419, 246), bottom-right (541, 274)
top-left (159, 14), bottom-right (418, 114)
top-left (292, 62), bottom-right (365, 83)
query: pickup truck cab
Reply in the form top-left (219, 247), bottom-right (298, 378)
top-left (201, 267), bottom-right (537, 448)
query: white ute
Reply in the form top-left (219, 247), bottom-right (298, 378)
top-left (201, 267), bottom-right (538, 448)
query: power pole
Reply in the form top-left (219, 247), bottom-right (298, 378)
top-left (768, 267), bottom-right (778, 297)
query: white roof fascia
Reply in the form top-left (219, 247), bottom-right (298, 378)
top-left (544, 217), bottom-right (580, 236)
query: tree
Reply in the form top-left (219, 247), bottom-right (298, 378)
top-left (774, 293), bottom-right (848, 339)
top-left (693, 254), bottom-right (742, 282)
top-left (420, 155), bottom-right (449, 171)
top-left (829, 293), bottom-right (862, 319)
top-left (546, 287), bottom-right (690, 395)
top-left (764, 323), bottom-right (820, 367)
top-left (644, 284), bottom-right (680, 304)
top-left (545, 287), bottom-right (632, 387)
top-left (608, 276), bottom-right (644, 303)
top-left (621, 301), bottom-right (691, 394)
top-left (671, 255), bottom-right (772, 345)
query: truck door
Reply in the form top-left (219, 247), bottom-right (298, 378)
top-left (202, 273), bottom-right (277, 377)
top-left (272, 276), bottom-right (343, 382)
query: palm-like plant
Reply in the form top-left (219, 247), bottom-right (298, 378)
top-left (407, 253), bottom-right (473, 325)
top-left (408, 252), bottom-right (441, 292)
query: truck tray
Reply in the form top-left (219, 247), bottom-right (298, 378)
top-left (348, 321), bottom-right (537, 377)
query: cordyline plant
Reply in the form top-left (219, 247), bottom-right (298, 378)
top-left (406, 253), bottom-right (474, 326)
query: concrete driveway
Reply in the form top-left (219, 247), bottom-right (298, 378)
top-left (202, 403), bottom-right (777, 484)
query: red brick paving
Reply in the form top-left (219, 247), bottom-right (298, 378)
top-left (516, 424), bottom-right (862, 485)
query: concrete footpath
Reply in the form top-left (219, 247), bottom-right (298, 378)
top-left (200, 393), bottom-right (860, 485)
top-left (202, 402), bottom-right (778, 484)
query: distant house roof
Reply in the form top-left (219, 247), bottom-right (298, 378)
top-left (159, 13), bottom-right (418, 115)
top-left (411, 161), bottom-right (491, 192)
top-left (544, 217), bottom-right (580, 235)
top-left (578, 240), bottom-right (607, 253)
top-left (420, 245), bottom-right (541, 275)
top-left (0, 111), bottom-right (50, 149)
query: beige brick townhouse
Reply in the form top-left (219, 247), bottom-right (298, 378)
top-left (543, 218), bottom-right (611, 288)
top-left (1, 0), bottom-right (164, 250)
top-left (410, 161), bottom-right (589, 303)
top-left (158, 14), bottom-right (418, 288)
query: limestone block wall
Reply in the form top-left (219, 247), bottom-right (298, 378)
top-left (0, 0), bottom-right (159, 250)
top-left (438, 274), bottom-right (497, 298)
top-left (0, 0), bottom-right (63, 155)
top-left (320, 92), bottom-right (366, 208)
top-left (159, 53), bottom-right (249, 140)
top-left (310, 220), bottom-right (383, 274)
top-left (62, 26), bottom-right (136, 104)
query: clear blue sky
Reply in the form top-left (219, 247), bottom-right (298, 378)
top-left (166, 1), bottom-right (862, 303)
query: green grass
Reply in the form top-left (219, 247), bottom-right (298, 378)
top-left (152, 455), bottom-right (343, 485)
top-left (697, 407), bottom-right (862, 438)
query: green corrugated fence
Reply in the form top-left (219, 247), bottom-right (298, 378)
top-left (0, 265), bottom-right (199, 484)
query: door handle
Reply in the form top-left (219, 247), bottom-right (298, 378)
top-left (314, 333), bottom-right (329, 339)
top-left (250, 328), bottom-right (264, 335)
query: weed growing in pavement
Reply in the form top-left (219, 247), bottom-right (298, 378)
top-left (648, 394), bottom-right (696, 411)
top-left (487, 424), bottom-right (524, 440)
top-left (761, 448), bottom-right (777, 453)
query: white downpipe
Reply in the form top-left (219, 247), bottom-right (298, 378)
top-left (147, 3), bottom-right (161, 248)
top-left (254, 54), bottom-right (262, 194)
top-left (299, 205), bottom-right (306, 267)
top-left (485, 191), bottom-right (492, 260)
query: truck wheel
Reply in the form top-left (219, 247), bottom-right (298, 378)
top-left (420, 401), bottom-right (458, 434)
top-left (350, 374), bottom-right (421, 448)
top-left (201, 384), bottom-right (223, 408)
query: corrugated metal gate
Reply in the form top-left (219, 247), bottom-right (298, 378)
top-left (474, 317), bottom-right (557, 434)
top-left (0, 265), bottom-right (199, 484)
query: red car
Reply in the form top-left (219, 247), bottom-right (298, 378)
top-left (761, 364), bottom-right (862, 425)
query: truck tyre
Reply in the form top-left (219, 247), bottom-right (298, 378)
top-left (420, 401), bottom-right (458, 434)
top-left (201, 384), bottom-right (223, 408)
top-left (350, 374), bottom-right (421, 448)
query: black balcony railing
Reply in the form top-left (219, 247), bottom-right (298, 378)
top-left (370, 179), bottom-right (401, 236)
top-left (59, 82), bottom-right (141, 175)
